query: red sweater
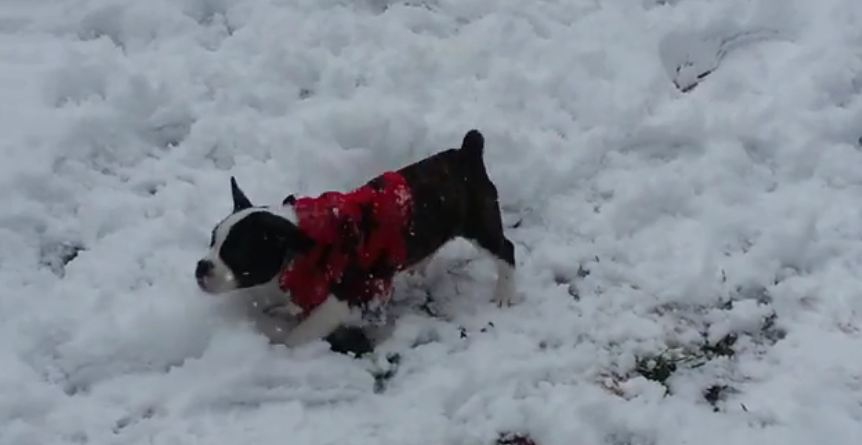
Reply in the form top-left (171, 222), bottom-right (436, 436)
top-left (278, 172), bottom-right (413, 314)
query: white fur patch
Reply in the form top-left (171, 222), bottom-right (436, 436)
top-left (493, 258), bottom-right (516, 307)
top-left (283, 295), bottom-right (353, 347)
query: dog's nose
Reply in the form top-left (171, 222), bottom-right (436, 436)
top-left (195, 260), bottom-right (214, 279)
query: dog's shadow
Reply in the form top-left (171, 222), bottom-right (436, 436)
top-left (328, 241), bottom-right (499, 357)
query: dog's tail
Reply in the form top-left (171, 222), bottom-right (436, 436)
top-left (460, 129), bottom-right (484, 161)
top-left (459, 129), bottom-right (491, 181)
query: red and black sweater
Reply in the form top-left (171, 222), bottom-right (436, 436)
top-left (278, 172), bottom-right (413, 315)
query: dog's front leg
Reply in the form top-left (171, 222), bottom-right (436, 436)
top-left (249, 312), bottom-right (295, 345)
top-left (237, 287), bottom-right (298, 345)
top-left (283, 295), bottom-right (351, 348)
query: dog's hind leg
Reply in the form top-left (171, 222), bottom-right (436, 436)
top-left (492, 243), bottom-right (516, 308)
top-left (464, 189), bottom-right (517, 308)
top-left (457, 129), bottom-right (517, 307)
top-left (477, 237), bottom-right (516, 308)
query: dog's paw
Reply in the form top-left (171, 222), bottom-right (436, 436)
top-left (492, 283), bottom-right (526, 307)
top-left (325, 326), bottom-right (374, 357)
top-left (492, 290), bottom-right (514, 308)
top-left (492, 270), bottom-right (521, 308)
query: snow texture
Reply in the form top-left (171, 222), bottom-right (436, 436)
top-left (2, 0), bottom-right (862, 444)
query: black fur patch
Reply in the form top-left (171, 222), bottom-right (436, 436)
top-left (397, 129), bottom-right (515, 268)
top-left (219, 211), bottom-right (314, 288)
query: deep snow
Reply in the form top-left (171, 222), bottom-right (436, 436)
top-left (2, 0), bottom-right (862, 444)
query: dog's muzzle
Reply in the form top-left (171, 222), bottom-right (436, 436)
top-left (194, 257), bottom-right (238, 294)
top-left (196, 259), bottom-right (213, 278)
top-left (195, 259), bottom-right (214, 289)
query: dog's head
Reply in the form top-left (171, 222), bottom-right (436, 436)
top-left (195, 177), bottom-right (314, 294)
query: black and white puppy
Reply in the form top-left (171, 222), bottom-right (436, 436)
top-left (195, 129), bottom-right (516, 348)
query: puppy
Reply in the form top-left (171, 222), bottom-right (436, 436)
top-left (195, 129), bottom-right (516, 347)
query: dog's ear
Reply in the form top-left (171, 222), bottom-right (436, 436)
top-left (230, 176), bottom-right (253, 212)
top-left (259, 212), bottom-right (315, 254)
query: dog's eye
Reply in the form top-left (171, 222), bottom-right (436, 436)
top-left (209, 229), bottom-right (216, 247)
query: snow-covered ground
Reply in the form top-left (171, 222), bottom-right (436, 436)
top-left (3, 0), bottom-right (862, 443)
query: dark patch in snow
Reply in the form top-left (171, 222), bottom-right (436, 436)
top-left (577, 264), bottom-right (591, 278)
top-left (77, 5), bottom-right (126, 50)
top-left (720, 284), bottom-right (786, 346)
top-left (553, 273), bottom-right (569, 285)
top-left (737, 284), bottom-right (772, 305)
top-left (367, 0), bottom-right (438, 14)
top-left (555, 264), bottom-right (590, 300)
top-left (567, 283), bottom-right (580, 301)
top-left (39, 241), bottom-right (86, 277)
top-left (759, 312), bottom-right (786, 344)
top-left (703, 384), bottom-right (737, 412)
top-left (497, 432), bottom-right (539, 445)
top-left (325, 325), bottom-right (374, 357)
top-left (63, 381), bottom-right (89, 396)
top-left (643, 0), bottom-right (683, 7)
top-left (113, 407), bottom-right (156, 434)
top-left (614, 291), bottom-right (785, 397)
top-left (701, 333), bottom-right (738, 358)
top-left (131, 179), bottom-right (165, 197)
top-left (458, 322), bottom-right (496, 339)
top-left (555, 264), bottom-right (590, 285)
top-left (635, 354), bottom-right (677, 390)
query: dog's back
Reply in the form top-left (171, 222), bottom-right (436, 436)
top-left (396, 130), bottom-right (513, 269)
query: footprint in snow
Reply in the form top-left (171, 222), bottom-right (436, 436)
top-left (659, 27), bottom-right (784, 92)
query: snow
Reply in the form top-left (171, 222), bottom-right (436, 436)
top-left (2, 0), bottom-right (862, 443)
